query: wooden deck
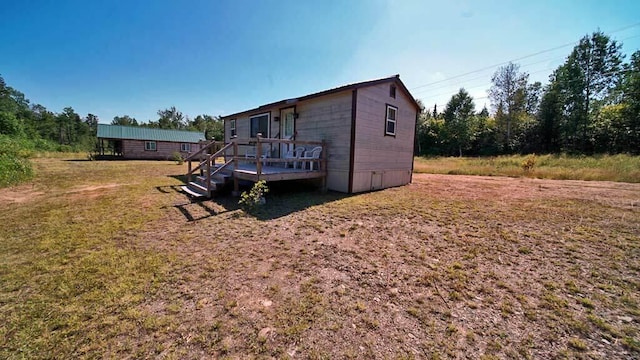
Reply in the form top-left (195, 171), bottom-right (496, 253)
top-left (183, 137), bottom-right (327, 197)
top-left (232, 163), bottom-right (326, 182)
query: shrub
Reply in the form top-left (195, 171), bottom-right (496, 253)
top-left (239, 180), bottom-right (269, 211)
top-left (0, 135), bottom-right (34, 187)
top-left (0, 111), bottom-right (24, 137)
top-left (521, 154), bottom-right (536, 172)
top-left (171, 151), bottom-right (184, 165)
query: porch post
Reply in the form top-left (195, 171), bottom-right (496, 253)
top-left (232, 139), bottom-right (240, 196)
top-left (256, 134), bottom-right (263, 178)
top-left (321, 140), bottom-right (328, 193)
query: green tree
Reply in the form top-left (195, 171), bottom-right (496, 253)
top-left (157, 106), bottom-right (184, 129)
top-left (618, 50), bottom-right (640, 153)
top-left (56, 107), bottom-right (82, 145)
top-left (489, 62), bottom-right (529, 151)
top-left (525, 81), bottom-right (543, 114)
top-left (561, 31), bottom-right (623, 152)
top-left (111, 115), bottom-right (138, 126)
top-left (470, 107), bottom-right (498, 155)
top-left (84, 114), bottom-right (99, 134)
top-left (443, 88), bottom-right (475, 157)
top-left (31, 104), bottom-right (57, 142)
top-left (188, 114), bottom-right (224, 140)
top-left (536, 79), bottom-right (563, 153)
top-left (0, 111), bottom-right (24, 136)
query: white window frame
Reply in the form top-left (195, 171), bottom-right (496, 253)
top-left (230, 119), bottom-right (236, 137)
top-left (250, 112), bottom-right (270, 138)
top-left (145, 141), bottom-right (157, 151)
top-left (385, 105), bottom-right (397, 136)
top-left (180, 143), bottom-right (191, 152)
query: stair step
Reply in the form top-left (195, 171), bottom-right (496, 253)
top-left (188, 181), bottom-right (210, 193)
top-left (181, 185), bottom-right (207, 198)
top-left (197, 175), bottom-right (228, 184)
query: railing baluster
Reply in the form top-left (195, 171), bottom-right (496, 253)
top-left (256, 134), bottom-right (262, 177)
top-left (206, 155), bottom-right (211, 194)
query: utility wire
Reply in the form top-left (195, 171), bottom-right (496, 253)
top-left (410, 22), bottom-right (640, 91)
top-left (421, 67), bottom-right (634, 109)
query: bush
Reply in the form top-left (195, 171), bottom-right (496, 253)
top-left (0, 135), bottom-right (34, 187)
top-left (521, 154), bottom-right (536, 172)
top-left (0, 153), bottom-right (33, 187)
top-left (171, 151), bottom-right (184, 165)
top-left (239, 180), bottom-right (269, 211)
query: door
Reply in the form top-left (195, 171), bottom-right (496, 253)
top-left (371, 172), bottom-right (382, 191)
top-left (280, 107), bottom-right (295, 157)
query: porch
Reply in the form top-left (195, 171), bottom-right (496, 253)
top-left (182, 136), bottom-right (327, 198)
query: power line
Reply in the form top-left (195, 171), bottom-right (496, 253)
top-left (412, 58), bottom-right (566, 96)
top-left (421, 67), bottom-right (634, 109)
top-left (413, 32), bottom-right (640, 97)
top-left (410, 22), bottom-right (640, 91)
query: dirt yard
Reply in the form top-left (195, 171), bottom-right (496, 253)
top-left (1, 159), bottom-right (639, 359)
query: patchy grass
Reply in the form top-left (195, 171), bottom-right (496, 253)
top-left (1, 158), bottom-right (639, 359)
top-left (414, 154), bottom-right (640, 183)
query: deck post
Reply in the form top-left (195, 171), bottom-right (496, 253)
top-left (256, 134), bottom-right (263, 179)
top-left (232, 140), bottom-right (240, 196)
top-left (206, 155), bottom-right (211, 195)
top-left (321, 140), bottom-right (328, 193)
top-left (187, 159), bottom-right (192, 183)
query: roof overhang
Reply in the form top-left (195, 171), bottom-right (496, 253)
top-left (222, 75), bottom-right (422, 120)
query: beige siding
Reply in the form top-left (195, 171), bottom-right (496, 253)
top-left (351, 82), bottom-right (417, 193)
top-left (121, 140), bottom-right (201, 160)
top-left (225, 91), bottom-right (353, 193)
top-left (225, 112), bottom-right (276, 157)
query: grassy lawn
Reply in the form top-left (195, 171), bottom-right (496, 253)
top-left (414, 154), bottom-right (640, 183)
top-left (1, 156), bottom-right (639, 358)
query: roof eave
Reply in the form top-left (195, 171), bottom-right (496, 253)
top-left (222, 75), bottom-right (422, 120)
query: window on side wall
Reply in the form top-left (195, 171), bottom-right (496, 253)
top-left (250, 113), bottom-right (269, 137)
top-left (385, 105), bottom-right (397, 136)
top-left (181, 143), bottom-right (191, 152)
top-left (390, 84), bottom-right (396, 98)
top-left (145, 141), bottom-right (157, 151)
top-left (230, 119), bottom-right (236, 137)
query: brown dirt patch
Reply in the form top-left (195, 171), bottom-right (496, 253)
top-left (0, 184), bottom-right (44, 204)
top-left (66, 183), bottom-right (122, 200)
top-left (125, 174), bottom-right (640, 359)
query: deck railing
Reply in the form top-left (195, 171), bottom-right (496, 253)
top-left (231, 135), bottom-right (327, 174)
top-left (185, 135), bottom-right (327, 195)
top-left (186, 141), bottom-right (233, 194)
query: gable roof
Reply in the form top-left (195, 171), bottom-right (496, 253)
top-left (222, 75), bottom-right (422, 119)
top-left (97, 124), bottom-right (205, 143)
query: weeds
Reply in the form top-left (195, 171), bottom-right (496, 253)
top-left (414, 154), bottom-right (640, 182)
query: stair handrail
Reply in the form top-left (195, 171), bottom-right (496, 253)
top-left (210, 158), bottom-right (234, 178)
top-left (186, 142), bottom-right (234, 183)
top-left (185, 141), bottom-right (217, 161)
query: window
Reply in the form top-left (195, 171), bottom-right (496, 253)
top-left (250, 113), bottom-right (270, 137)
top-left (390, 84), bottom-right (396, 98)
top-left (181, 143), bottom-right (191, 152)
top-left (385, 105), bottom-right (397, 136)
top-left (230, 119), bottom-right (236, 137)
top-left (145, 141), bottom-right (157, 151)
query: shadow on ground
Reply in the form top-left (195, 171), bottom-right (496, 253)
top-left (164, 175), bottom-right (350, 222)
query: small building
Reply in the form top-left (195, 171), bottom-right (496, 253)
top-left (96, 124), bottom-right (206, 160)
top-left (221, 75), bottom-right (421, 193)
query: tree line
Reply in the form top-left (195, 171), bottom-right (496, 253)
top-left (0, 78), bottom-right (223, 151)
top-left (416, 31), bottom-right (640, 156)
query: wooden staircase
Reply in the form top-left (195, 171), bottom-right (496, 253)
top-left (181, 141), bottom-right (234, 198)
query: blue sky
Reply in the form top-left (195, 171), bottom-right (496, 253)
top-left (1, 0), bottom-right (639, 123)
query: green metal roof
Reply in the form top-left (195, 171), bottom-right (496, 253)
top-left (97, 124), bottom-right (205, 143)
